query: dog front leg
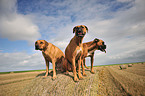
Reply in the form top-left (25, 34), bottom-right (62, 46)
top-left (84, 59), bottom-right (89, 69)
top-left (52, 60), bottom-right (57, 80)
top-left (90, 53), bottom-right (95, 74)
top-left (81, 59), bottom-right (87, 76)
top-left (72, 58), bottom-right (79, 82)
top-left (44, 59), bottom-right (49, 77)
top-left (78, 57), bottom-right (83, 79)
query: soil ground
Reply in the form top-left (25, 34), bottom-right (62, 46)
top-left (0, 63), bottom-right (145, 96)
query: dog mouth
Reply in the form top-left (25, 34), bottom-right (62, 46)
top-left (98, 45), bottom-right (106, 53)
top-left (76, 32), bottom-right (85, 37)
top-left (35, 46), bottom-right (39, 50)
top-left (35, 45), bottom-right (42, 50)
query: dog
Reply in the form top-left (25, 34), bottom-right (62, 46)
top-left (81, 38), bottom-right (106, 75)
top-left (35, 40), bottom-right (65, 80)
top-left (64, 25), bottom-right (88, 82)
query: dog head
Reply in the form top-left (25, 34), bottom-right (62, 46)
top-left (73, 25), bottom-right (88, 37)
top-left (93, 38), bottom-right (106, 53)
top-left (35, 40), bottom-right (48, 51)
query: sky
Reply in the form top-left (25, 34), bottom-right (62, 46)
top-left (0, 0), bottom-right (145, 72)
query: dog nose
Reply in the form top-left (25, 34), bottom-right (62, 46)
top-left (35, 45), bottom-right (39, 50)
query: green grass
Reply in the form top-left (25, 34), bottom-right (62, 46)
top-left (0, 69), bottom-right (46, 74)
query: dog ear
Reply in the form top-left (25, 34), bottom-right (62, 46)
top-left (73, 27), bottom-right (76, 33)
top-left (94, 38), bottom-right (99, 42)
top-left (44, 40), bottom-right (48, 50)
top-left (85, 26), bottom-right (88, 32)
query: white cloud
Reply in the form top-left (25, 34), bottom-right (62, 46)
top-left (117, 0), bottom-right (133, 2)
top-left (0, 52), bottom-right (47, 72)
top-left (0, 0), bottom-right (145, 71)
top-left (37, 0), bottom-right (145, 64)
top-left (0, 0), bottom-right (41, 44)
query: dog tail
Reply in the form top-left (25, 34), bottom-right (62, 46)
top-left (83, 59), bottom-right (89, 69)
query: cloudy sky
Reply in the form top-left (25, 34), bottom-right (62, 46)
top-left (0, 0), bottom-right (145, 72)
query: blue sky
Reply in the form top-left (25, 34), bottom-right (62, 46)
top-left (0, 0), bottom-right (145, 72)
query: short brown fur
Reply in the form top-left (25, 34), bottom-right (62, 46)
top-left (64, 25), bottom-right (88, 82)
top-left (35, 40), bottom-right (65, 80)
top-left (81, 39), bottom-right (106, 75)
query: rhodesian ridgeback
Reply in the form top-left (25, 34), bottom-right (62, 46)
top-left (81, 38), bottom-right (106, 75)
top-left (35, 40), bottom-right (65, 80)
top-left (64, 25), bottom-right (88, 82)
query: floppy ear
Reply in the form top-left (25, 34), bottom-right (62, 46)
top-left (94, 38), bottom-right (99, 42)
top-left (44, 40), bottom-right (48, 50)
top-left (44, 40), bottom-right (48, 47)
top-left (73, 27), bottom-right (76, 33)
top-left (85, 26), bottom-right (88, 32)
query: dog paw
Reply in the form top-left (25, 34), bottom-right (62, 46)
top-left (43, 75), bottom-right (47, 78)
top-left (83, 73), bottom-right (87, 76)
top-left (78, 74), bottom-right (83, 80)
top-left (52, 76), bottom-right (57, 80)
top-left (79, 76), bottom-right (84, 80)
top-left (91, 71), bottom-right (95, 74)
top-left (64, 71), bottom-right (69, 75)
top-left (74, 77), bottom-right (79, 82)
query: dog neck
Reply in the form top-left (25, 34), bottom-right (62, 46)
top-left (88, 42), bottom-right (98, 52)
top-left (74, 36), bottom-right (84, 46)
top-left (42, 46), bottom-right (48, 53)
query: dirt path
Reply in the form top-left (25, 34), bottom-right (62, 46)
top-left (106, 64), bottom-right (145, 96)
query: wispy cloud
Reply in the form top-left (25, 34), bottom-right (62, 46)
top-left (0, 0), bottom-right (41, 44)
top-left (0, 0), bottom-right (145, 71)
top-left (0, 52), bottom-right (46, 72)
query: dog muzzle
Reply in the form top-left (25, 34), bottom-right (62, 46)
top-left (98, 45), bottom-right (106, 53)
top-left (76, 31), bottom-right (86, 37)
top-left (35, 45), bottom-right (40, 50)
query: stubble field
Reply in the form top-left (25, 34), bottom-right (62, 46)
top-left (0, 63), bottom-right (145, 96)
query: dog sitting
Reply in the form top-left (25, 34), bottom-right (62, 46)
top-left (64, 25), bottom-right (88, 82)
top-left (35, 40), bottom-right (65, 80)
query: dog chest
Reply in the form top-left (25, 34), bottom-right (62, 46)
top-left (76, 47), bottom-right (82, 55)
top-left (87, 49), bottom-right (96, 56)
top-left (42, 52), bottom-right (52, 62)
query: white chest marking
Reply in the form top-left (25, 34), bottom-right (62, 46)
top-left (87, 49), bottom-right (96, 56)
top-left (76, 47), bottom-right (82, 55)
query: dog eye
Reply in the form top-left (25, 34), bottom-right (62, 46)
top-left (40, 42), bottom-right (43, 44)
top-left (81, 26), bottom-right (84, 28)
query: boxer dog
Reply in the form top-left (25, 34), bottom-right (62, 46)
top-left (35, 40), bottom-right (65, 80)
top-left (64, 25), bottom-right (88, 82)
top-left (81, 38), bottom-right (106, 75)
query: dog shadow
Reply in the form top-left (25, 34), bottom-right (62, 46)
top-left (36, 69), bottom-right (91, 81)
top-left (36, 70), bottom-right (69, 77)
top-left (36, 72), bottom-right (46, 77)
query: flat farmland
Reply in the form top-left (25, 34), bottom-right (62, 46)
top-left (0, 63), bottom-right (145, 96)
top-left (0, 71), bottom-right (45, 96)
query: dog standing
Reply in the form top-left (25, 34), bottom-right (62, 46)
top-left (35, 40), bottom-right (65, 80)
top-left (81, 38), bottom-right (106, 75)
top-left (64, 25), bottom-right (88, 82)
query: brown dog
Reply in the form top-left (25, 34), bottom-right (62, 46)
top-left (64, 25), bottom-right (88, 82)
top-left (35, 40), bottom-right (65, 80)
top-left (81, 38), bottom-right (106, 75)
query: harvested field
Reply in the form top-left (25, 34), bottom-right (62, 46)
top-left (0, 71), bottom-right (45, 96)
top-left (1, 63), bottom-right (145, 96)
